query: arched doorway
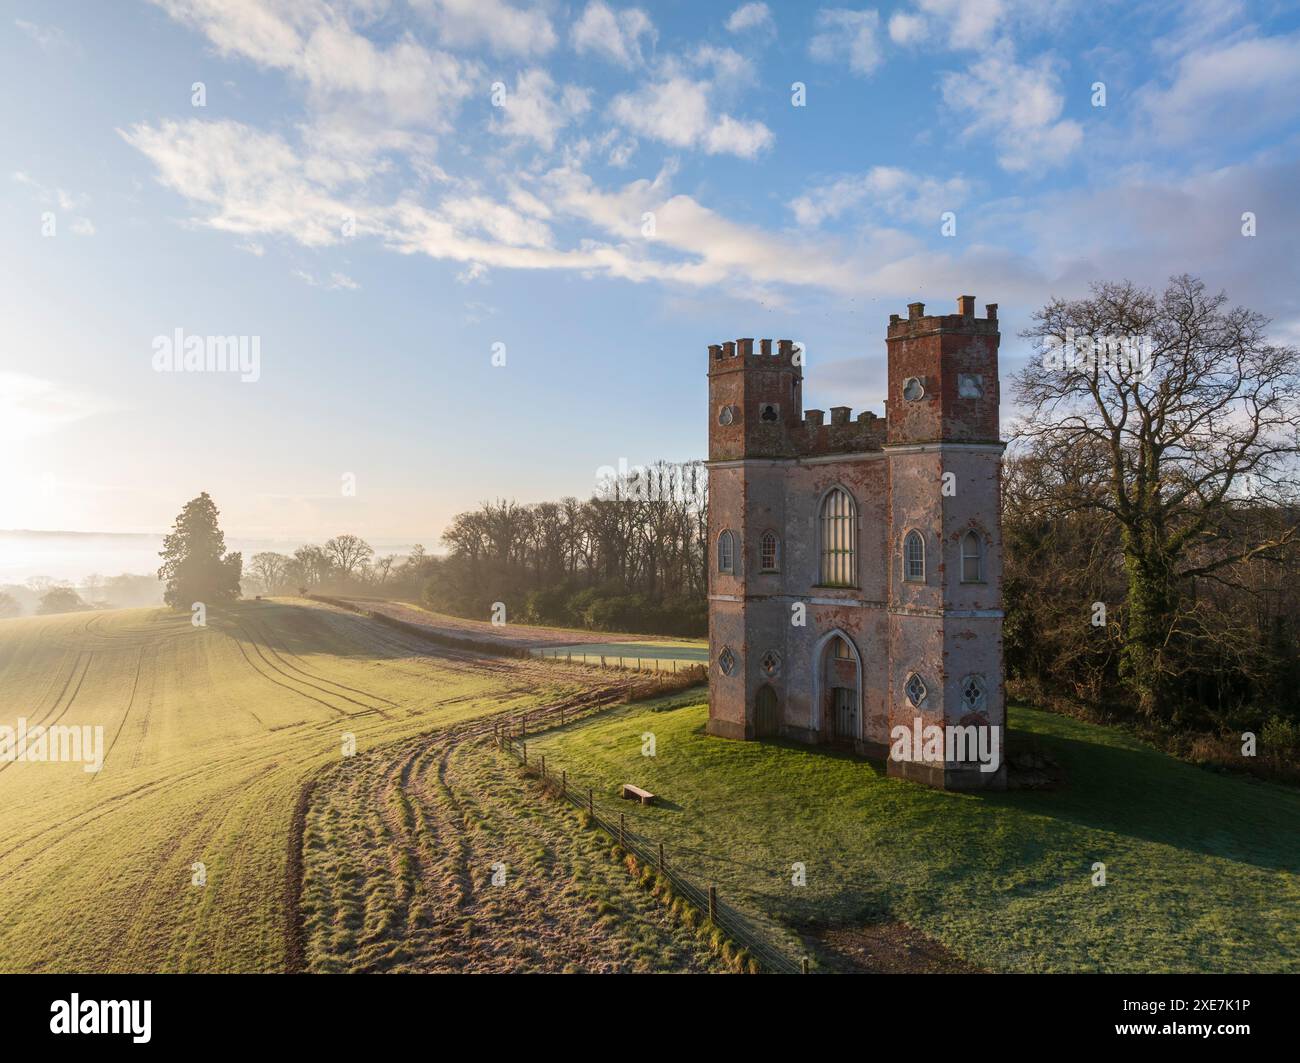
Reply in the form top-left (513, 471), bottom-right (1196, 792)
top-left (755, 684), bottom-right (779, 737)
top-left (811, 631), bottom-right (861, 744)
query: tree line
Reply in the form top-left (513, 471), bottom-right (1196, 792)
top-left (236, 462), bottom-right (710, 635)
top-left (139, 277), bottom-right (1298, 763)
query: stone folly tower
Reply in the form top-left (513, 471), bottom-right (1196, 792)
top-left (705, 298), bottom-right (1006, 790)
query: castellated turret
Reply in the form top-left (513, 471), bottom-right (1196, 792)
top-left (705, 297), bottom-right (1007, 791)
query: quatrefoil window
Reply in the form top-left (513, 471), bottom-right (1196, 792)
top-left (761, 650), bottom-right (781, 677)
top-left (961, 674), bottom-right (987, 712)
top-left (905, 672), bottom-right (928, 707)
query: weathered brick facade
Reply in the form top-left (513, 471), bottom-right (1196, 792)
top-left (706, 296), bottom-right (1007, 790)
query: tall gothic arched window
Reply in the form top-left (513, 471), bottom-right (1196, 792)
top-left (819, 488), bottom-right (857, 586)
top-left (960, 530), bottom-right (984, 583)
top-left (903, 530), bottom-right (925, 582)
top-left (718, 529), bottom-right (735, 574)
top-left (760, 531), bottom-right (780, 572)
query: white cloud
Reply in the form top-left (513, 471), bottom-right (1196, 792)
top-left (705, 115), bottom-right (774, 158)
top-left (491, 69), bottom-right (591, 150)
top-left (1138, 33), bottom-right (1300, 146)
top-left (120, 118), bottom-right (376, 246)
top-left (725, 3), bottom-right (772, 33)
top-left (888, 12), bottom-right (926, 45)
top-left (609, 76), bottom-right (773, 158)
top-left (11, 172), bottom-right (94, 233)
top-left (690, 44), bottom-right (750, 82)
top-left (883, 0), bottom-right (1028, 51)
top-left (940, 45), bottom-right (1081, 172)
top-left (0, 373), bottom-right (113, 442)
top-left (292, 269), bottom-right (360, 289)
top-left (412, 0), bottom-right (557, 56)
top-left (15, 18), bottom-right (77, 54)
top-left (151, 0), bottom-right (479, 131)
top-left (571, 1), bottom-right (656, 67)
top-left (791, 167), bottom-right (971, 226)
top-left (809, 8), bottom-right (882, 76)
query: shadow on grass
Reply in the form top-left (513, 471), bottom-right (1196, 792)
top-left (983, 725), bottom-right (1300, 873)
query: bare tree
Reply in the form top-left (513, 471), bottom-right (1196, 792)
top-left (373, 555), bottom-right (397, 586)
top-left (249, 552), bottom-right (292, 595)
top-left (1014, 275), bottom-right (1300, 719)
top-left (292, 545), bottom-right (333, 587)
top-left (323, 535), bottom-right (374, 582)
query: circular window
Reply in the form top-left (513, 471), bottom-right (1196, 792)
top-left (902, 377), bottom-right (925, 402)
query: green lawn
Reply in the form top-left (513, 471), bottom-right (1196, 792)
top-left (525, 696), bottom-right (1300, 972)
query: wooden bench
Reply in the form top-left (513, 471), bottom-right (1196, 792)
top-left (621, 783), bottom-right (656, 806)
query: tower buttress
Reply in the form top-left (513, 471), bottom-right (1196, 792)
top-left (885, 296), bottom-right (1006, 789)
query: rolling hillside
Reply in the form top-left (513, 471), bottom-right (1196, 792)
top-left (0, 600), bottom-right (604, 972)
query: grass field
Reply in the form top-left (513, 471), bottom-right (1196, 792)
top-left (0, 599), bottom-right (593, 973)
top-left (4, 599), bottom-right (1294, 974)
top-left (524, 697), bottom-right (1300, 972)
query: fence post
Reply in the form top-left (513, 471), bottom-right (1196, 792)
top-left (658, 842), bottom-right (665, 872)
top-left (619, 813), bottom-right (626, 848)
top-left (708, 885), bottom-right (717, 924)
top-left (561, 770), bottom-right (567, 798)
top-left (801, 957), bottom-right (810, 975)
top-left (601, 656), bottom-right (606, 669)
top-left (588, 788), bottom-right (594, 816)
top-left (522, 743), bottom-right (527, 765)
top-left (540, 755), bottom-right (546, 779)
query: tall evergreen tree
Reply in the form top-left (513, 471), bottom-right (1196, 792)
top-left (158, 492), bottom-right (243, 608)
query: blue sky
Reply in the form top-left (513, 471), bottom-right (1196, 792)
top-left (2, 0), bottom-right (1298, 543)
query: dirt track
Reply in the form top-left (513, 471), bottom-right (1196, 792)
top-left (295, 643), bottom-right (722, 973)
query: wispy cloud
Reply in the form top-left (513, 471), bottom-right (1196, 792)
top-left (0, 373), bottom-right (115, 442)
top-left (940, 43), bottom-right (1081, 172)
top-left (809, 8), bottom-right (883, 77)
top-left (571, 1), bottom-right (656, 67)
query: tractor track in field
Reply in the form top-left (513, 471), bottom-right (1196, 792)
top-left (227, 618), bottom-right (401, 721)
top-left (288, 645), bottom-right (717, 973)
top-left (94, 645), bottom-right (149, 781)
top-left (225, 629), bottom-right (336, 721)
top-left (245, 620), bottom-right (401, 708)
top-left (0, 652), bottom-right (95, 779)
